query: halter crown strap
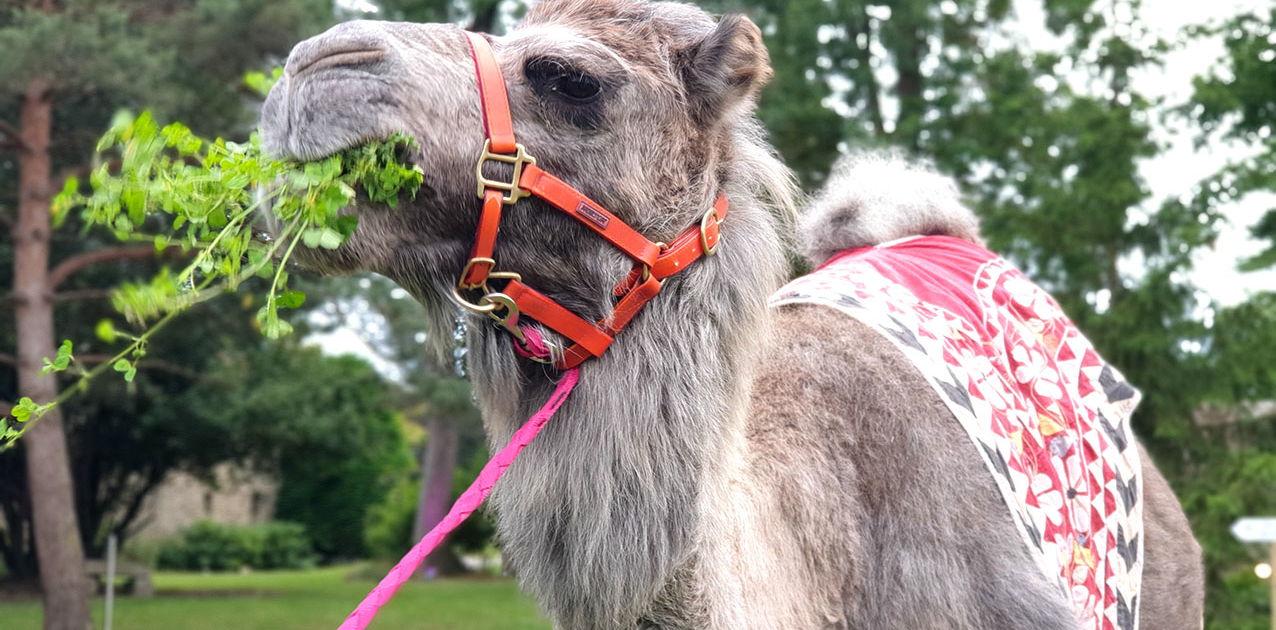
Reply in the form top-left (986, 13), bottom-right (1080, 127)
top-left (460, 30), bottom-right (727, 369)
top-left (466, 32), bottom-right (516, 153)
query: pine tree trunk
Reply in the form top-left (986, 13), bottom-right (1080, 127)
top-left (13, 78), bottom-right (92, 630)
top-left (413, 414), bottom-right (461, 578)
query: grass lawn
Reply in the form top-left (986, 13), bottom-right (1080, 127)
top-left (0, 565), bottom-right (551, 630)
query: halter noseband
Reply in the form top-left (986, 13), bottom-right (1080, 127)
top-left (456, 31), bottom-right (727, 369)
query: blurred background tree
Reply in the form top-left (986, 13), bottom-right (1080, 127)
top-left (2, 1), bottom-right (1274, 630)
top-left (0, 1), bottom-right (333, 628)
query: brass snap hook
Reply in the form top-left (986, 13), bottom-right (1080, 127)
top-left (479, 293), bottom-right (525, 344)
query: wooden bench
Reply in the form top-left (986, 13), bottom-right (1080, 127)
top-left (84, 559), bottom-right (154, 597)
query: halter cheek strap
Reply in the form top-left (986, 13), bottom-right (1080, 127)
top-left (457, 31), bottom-right (726, 370)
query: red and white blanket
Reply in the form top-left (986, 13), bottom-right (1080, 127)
top-left (772, 235), bottom-right (1144, 630)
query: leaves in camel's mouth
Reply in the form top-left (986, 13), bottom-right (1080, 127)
top-left (0, 111), bottom-right (425, 448)
top-left (55, 110), bottom-right (423, 336)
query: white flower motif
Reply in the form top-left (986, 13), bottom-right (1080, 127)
top-left (1033, 473), bottom-right (1065, 525)
top-left (1034, 367), bottom-right (1064, 399)
top-left (1071, 583), bottom-right (1098, 627)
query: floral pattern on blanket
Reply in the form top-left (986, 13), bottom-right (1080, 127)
top-left (771, 236), bottom-right (1144, 630)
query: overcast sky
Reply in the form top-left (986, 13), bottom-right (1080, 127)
top-left (1129, 0), bottom-right (1275, 306)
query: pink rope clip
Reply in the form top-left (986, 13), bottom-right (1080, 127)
top-left (335, 328), bottom-right (577, 630)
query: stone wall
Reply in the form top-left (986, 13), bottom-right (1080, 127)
top-left (130, 463), bottom-right (278, 540)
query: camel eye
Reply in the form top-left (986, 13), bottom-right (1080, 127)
top-left (525, 58), bottom-right (603, 104)
top-left (554, 73), bottom-right (601, 101)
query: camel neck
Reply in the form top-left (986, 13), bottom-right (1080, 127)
top-left (463, 193), bottom-right (787, 629)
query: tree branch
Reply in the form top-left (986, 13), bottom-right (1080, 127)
top-left (51, 289), bottom-right (115, 303)
top-left (48, 246), bottom-right (163, 289)
top-left (0, 119), bottom-right (27, 152)
top-left (0, 353), bottom-right (203, 382)
top-left (74, 355), bottom-right (205, 382)
top-left (110, 471), bottom-right (164, 545)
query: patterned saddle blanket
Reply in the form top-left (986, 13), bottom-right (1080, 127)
top-left (771, 235), bottom-right (1143, 630)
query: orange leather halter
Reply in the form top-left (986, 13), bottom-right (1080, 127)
top-left (457, 31), bottom-right (727, 369)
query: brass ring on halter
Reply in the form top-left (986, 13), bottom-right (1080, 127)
top-left (451, 284), bottom-right (500, 315)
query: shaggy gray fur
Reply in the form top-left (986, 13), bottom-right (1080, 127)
top-left (260, 1), bottom-right (1204, 628)
top-left (800, 150), bottom-right (983, 266)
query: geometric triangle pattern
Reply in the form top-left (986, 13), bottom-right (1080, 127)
top-left (771, 236), bottom-right (1143, 630)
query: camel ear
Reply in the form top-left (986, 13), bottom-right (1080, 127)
top-left (681, 14), bottom-right (772, 123)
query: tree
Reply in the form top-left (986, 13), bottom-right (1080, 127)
top-left (707, 0), bottom-right (1274, 626)
top-left (179, 346), bottom-right (415, 559)
top-left (302, 274), bottom-right (487, 575)
top-left (1180, 8), bottom-right (1276, 627)
top-left (1189, 7), bottom-right (1276, 273)
top-left (0, 2), bottom-right (329, 627)
top-left (376, 0), bottom-right (512, 34)
top-left (0, 285), bottom-right (406, 572)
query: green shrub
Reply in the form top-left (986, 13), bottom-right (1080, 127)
top-left (274, 401), bottom-right (416, 559)
top-left (258, 522), bottom-right (317, 570)
top-left (156, 520), bottom-right (316, 571)
top-left (363, 473), bottom-right (418, 560)
top-left (363, 446), bottom-right (499, 563)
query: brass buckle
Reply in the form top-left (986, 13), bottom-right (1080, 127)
top-left (457, 257), bottom-right (522, 292)
top-left (457, 257), bottom-right (497, 291)
top-left (700, 206), bottom-right (722, 256)
top-left (476, 139), bottom-right (537, 204)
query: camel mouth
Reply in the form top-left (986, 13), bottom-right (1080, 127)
top-left (261, 60), bottom-right (408, 163)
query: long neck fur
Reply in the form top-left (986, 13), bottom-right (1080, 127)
top-left (461, 126), bottom-right (797, 630)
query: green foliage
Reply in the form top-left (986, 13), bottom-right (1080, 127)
top-left (1188, 8), bottom-right (1276, 272)
top-left (363, 474), bottom-right (419, 560)
top-left (155, 520), bottom-right (317, 571)
top-left (243, 67), bottom-right (285, 98)
top-left (1, 112), bottom-right (423, 446)
top-left (39, 340), bottom-right (75, 375)
top-left (56, 111), bottom-right (422, 330)
top-left (185, 349), bottom-right (416, 559)
top-left (0, 0), bottom-right (341, 581)
top-left (0, 4), bottom-right (168, 97)
top-left (362, 443), bottom-right (498, 561)
top-left (1182, 10), bottom-right (1276, 626)
top-left (273, 407), bottom-right (415, 559)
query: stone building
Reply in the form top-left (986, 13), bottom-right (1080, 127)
top-left (130, 464), bottom-right (278, 540)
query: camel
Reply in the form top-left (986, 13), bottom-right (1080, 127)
top-left (260, 1), bottom-right (1204, 628)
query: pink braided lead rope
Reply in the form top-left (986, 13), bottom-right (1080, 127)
top-left (336, 327), bottom-right (577, 630)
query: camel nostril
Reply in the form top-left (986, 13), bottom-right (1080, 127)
top-left (287, 45), bottom-right (388, 77)
top-left (285, 22), bottom-right (392, 78)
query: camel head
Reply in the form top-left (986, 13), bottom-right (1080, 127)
top-left (261, 0), bottom-right (774, 325)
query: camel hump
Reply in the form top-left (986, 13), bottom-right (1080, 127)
top-left (797, 150), bottom-right (983, 266)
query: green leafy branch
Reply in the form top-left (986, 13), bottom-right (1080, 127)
top-left (3, 110), bottom-right (423, 448)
